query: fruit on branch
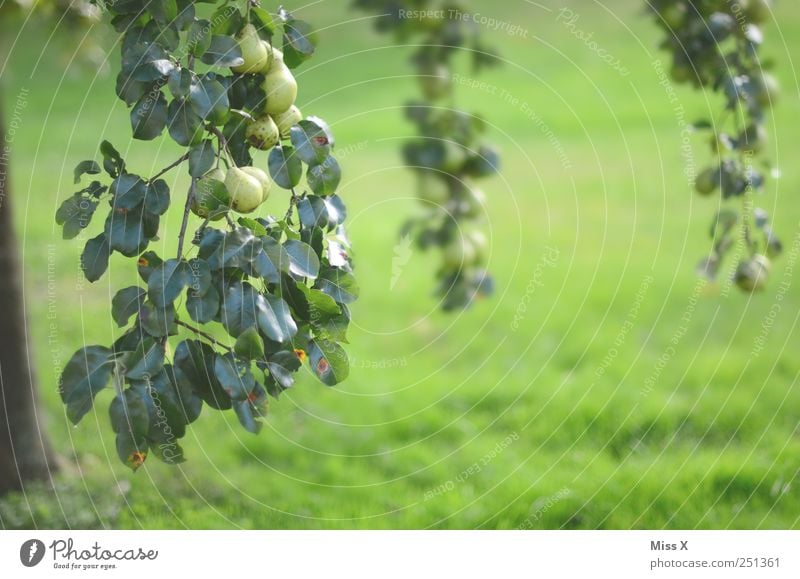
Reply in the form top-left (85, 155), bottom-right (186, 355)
top-left (246, 115), bottom-right (281, 150)
top-left (192, 168), bottom-right (230, 221)
top-left (262, 61), bottom-right (298, 115)
top-left (272, 105), bottom-right (303, 139)
top-left (694, 167), bottom-right (719, 196)
top-left (754, 72), bottom-right (780, 107)
top-left (737, 123), bottom-right (767, 155)
top-left (442, 234), bottom-right (477, 270)
top-left (735, 254), bottom-right (771, 292)
top-left (744, 0), bottom-right (773, 24)
top-left (420, 64), bottom-right (452, 100)
top-left (417, 173), bottom-right (450, 205)
top-left (239, 166), bottom-right (272, 203)
top-left (225, 167), bottom-right (266, 213)
top-left (232, 24), bottom-right (270, 74)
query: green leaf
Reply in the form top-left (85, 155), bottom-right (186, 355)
top-left (253, 237), bottom-right (291, 284)
top-left (173, 340), bottom-right (232, 410)
top-left (315, 267), bottom-right (359, 304)
top-left (112, 286), bottom-right (146, 327)
top-left (167, 68), bottom-right (193, 99)
top-left (266, 350), bottom-right (301, 389)
top-left (144, 179), bottom-right (170, 215)
top-left (187, 285), bottom-right (220, 324)
top-left (233, 384), bottom-right (268, 434)
top-left (188, 19), bottom-right (213, 57)
top-left (60, 346), bottom-right (115, 424)
top-left (214, 352), bottom-right (256, 401)
top-left (297, 284), bottom-right (341, 315)
top-left (268, 146), bottom-right (302, 189)
top-left (282, 18), bottom-right (317, 69)
top-left (74, 160), bottom-right (101, 184)
top-left (200, 35), bottom-right (244, 67)
top-left (234, 327), bottom-right (265, 359)
top-left (105, 205), bottom-right (149, 257)
top-left (284, 239), bottom-right (320, 278)
top-left (131, 91), bottom-right (168, 140)
top-left (137, 251), bottom-right (163, 283)
top-left (81, 233), bottom-right (110, 282)
top-left (307, 339), bottom-right (349, 386)
top-left (290, 119), bottom-right (331, 165)
top-left (139, 301), bottom-right (177, 338)
top-left (219, 282), bottom-right (260, 337)
top-left (100, 140), bottom-right (125, 178)
top-left (122, 338), bottom-right (165, 381)
top-left (111, 173), bottom-right (147, 210)
top-left (187, 257), bottom-right (213, 295)
top-left (115, 430), bottom-right (148, 471)
top-left (307, 156), bottom-right (341, 196)
top-left (167, 98), bottom-right (204, 146)
top-left (189, 140), bottom-right (216, 177)
top-left (257, 294), bottom-right (298, 344)
top-left (109, 387), bottom-right (150, 439)
top-left (148, 259), bottom-right (191, 308)
top-left (149, 0), bottom-right (178, 24)
top-left (56, 193), bottom-right (99, 240)
top-left (188, 74), bottom-right (230, 125)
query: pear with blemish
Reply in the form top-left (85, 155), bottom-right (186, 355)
top-left (245, 115), bottom-right (280, 150)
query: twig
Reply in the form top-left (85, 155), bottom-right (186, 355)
top-left (177, 178), bottom-right (197, 259)
top-left (176, 320), bottom-right (231, 351)
top-left (149, 152), bottom-right (190, 182)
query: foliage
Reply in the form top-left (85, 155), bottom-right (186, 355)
top-left (56, 1), bottom-right (358, 470)
top-left (355, 0), bottom-right (499, 310)
top-left (649, 0), bottom-right (782, 292)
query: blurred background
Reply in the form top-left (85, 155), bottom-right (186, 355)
top-left (0, 0), bottom-right (799, 529)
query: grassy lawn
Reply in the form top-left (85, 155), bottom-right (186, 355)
top-left (1, 0), bottom-right (799, 529)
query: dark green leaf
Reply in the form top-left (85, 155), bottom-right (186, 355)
top-left (253, 237), bottom-right (291, 284)
top-left (105, 205), bottom-right (149, 257)
top-left (137, 251), bottom-right (163, 283)
top-left (189, 74), bottom-right (230, 125)
top-left (56, 193), bottom-right (99, 239)
top-left (307, 156), bottom-right (341, 196)
top-left (109, 387), bottom-right (150, 439)
top-left (74, 160), bottom-right (101, 184)
top-left (173, 340), bottom-right (231, 410)
top-left (148, 259), bottom-right (192, 308)
top-left (307, 339), bottom-right (349, 386)
top-left (144, 179), bottom-right (170, 215)
top-left (111, 174), bottom-right (147, 210)
top-left (187, 285), bottom-right (220, 324)
top-left (167, 98), bottom-right (204, 146)
top-left (115, 430), bottom-right (148, 471)
top-left (257, 293), bottom-right (298, 343)
top-left (131, 91), bottom-right (168, 140)
top-left (234, 327), bottom-right (265, 359)
top-left (315, 267), bottom-right (359, 304)
top-left (282, 18), bottom-right (317, 69)
top-left (188, 19), bottom-right (213, 56)
top-left (268, 145), bottom-right (302, 189)
top-left (60, 346), bottom-right (115, 424)
top-left (266, 350), bottom-right (301, 389)
top-left (233, 384), bottom-right (268, 434)
top-left (290, 119), bottom-right (331, 165)
top-left (189, 140), bottom-right (216, 177)
top-left (284, 239), bottom-right (320, 278)
top-left (122, 338), bottom-right (165, 381)
top-left (214, 352), bottom-right (255, 401)
top-left (81, 233), bottom-right (110, 282)
top-left (139, 301), bottom-right (177, 338)
top-left (167, 68), bottom-right (193, 99)
top-left (112, 286), bottom-right (146, 327)
top-left (200, 35), bottom-right (244, 67)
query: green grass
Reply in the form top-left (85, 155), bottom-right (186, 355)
top-left (1, 0), bottom-right (800, 529)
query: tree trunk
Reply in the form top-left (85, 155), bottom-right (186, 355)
top-left (0, 99), bottom-right (58, 494)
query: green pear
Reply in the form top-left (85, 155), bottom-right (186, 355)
top-left (738, 123), bottom-right (767, 155)
top-left (694, 167), bottom-right (719, 196)
top-left (231, 25), bottom-right (269, 74)
top-left (262, 62), bottom-right (298, 115)
top-left (192, 168), bottom-right (229, 221)
top-left (240, 166), bottom-right (272, 203)
top-left (225, 167), bottom-right (264, 214)
top-left (417, 173), bottom-right (450, 205)
top-left (735, 255), bottom-right (771, 292)
top-left (755, 72), bottom-right (780, 108)
top-left (260, 45), bottom-right (284, 74)
top-left (461, 187), bottom-right (486, 219)
top-left (420, 64), bottom-right (451, 100)
top-left (245, 115), bottom-right (280, 150)
top-left (272, 105), bottom-right (303, 139)
top-left (442, 234), bottom-right (476, 270)
top-left (466, 230), bottom-right (488, 264)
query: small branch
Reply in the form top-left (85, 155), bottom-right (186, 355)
top-left (149, 152), bottom-right (190, 182)
top-left (177, 177), bottom-right (197, 260)
top-left (284, 187), bottom-right (303, 224)
top-left (176, 320), bottom-right (231, 351)
top-left (208, 125), bottom-right (235, 165)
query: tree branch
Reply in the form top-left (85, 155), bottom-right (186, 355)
top-left (177, 177), bottom-right (197, 259)
top-left (149, 152), bottom-right (190, 182)
top-left (176, 320), bottom-right (231, 351)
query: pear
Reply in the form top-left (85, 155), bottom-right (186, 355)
top-left (245, 115), bottom-right (280, 150)
top-left (460, 187), bottom-right (486, 219)
top-left (225, 167), bottom-right (265, 214)
top-left (694, 167), bottom-right (719, 196)
top-left (417, 173), bottom-right (450, 205)
top-left (259, 44), bottom-right (284, 74)
top-left (262, 61), bottom-right (298, 115)
top-left (239, 166), bottom-right (272, 203)
top-left (466, 231), bottom-right (488, 264)
top-left (735, 255), bottom-right (771, 292)
top-left (272, 105), bottom-right (303, 139)
top-left (442, 234), bottom-right (476, 270)
top-left (231, 25), bottom-right (270, 74)
top-left (192, 168), bottom-right (229, 221)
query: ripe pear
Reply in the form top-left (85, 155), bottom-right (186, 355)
top-left (262, 61), bottom-right (298, 115)
top-left (192, 168), bottom-right (229, 221)
top-left (232, 25), bottom-right (270, 74)
top-left (261, 45), bottom-right (284, 74)
top-left (225, 167), bottom-right (265, 214)
top-left (239, 166), bottom-right (272, 203)
top-left (245, 115), bottom-right (280, 150)
top-left (735, 255), bottom-right (771, 292)
top-left (272, 105), bottom-right (303, 139)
